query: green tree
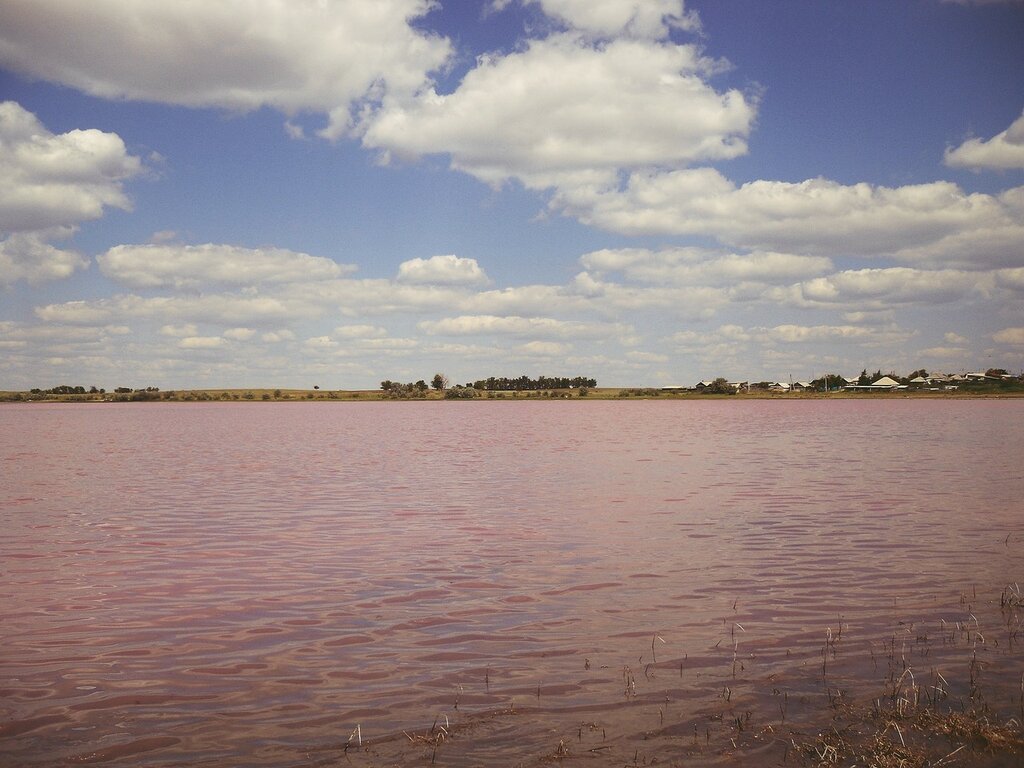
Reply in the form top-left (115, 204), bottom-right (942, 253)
top-left (812, 373), bottom-right (847, 391)
top-left (443, 385), bottom-right (478, 399)
top-left (702, 378), bottom-right (736, 395)
top-left (431, 373), bottom-right (449, 391)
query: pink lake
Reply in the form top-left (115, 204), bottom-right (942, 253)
top-left (2, 400), bottom-right (1022, 766)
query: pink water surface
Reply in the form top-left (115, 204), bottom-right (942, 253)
top-left (1, 400), bottom-right (1022, 766)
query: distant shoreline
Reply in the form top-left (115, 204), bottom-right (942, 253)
top-left (4, 386), bottom-right (1024, 403)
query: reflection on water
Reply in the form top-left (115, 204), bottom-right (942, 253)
top-left (2, 400), bottom-right (1022, 766)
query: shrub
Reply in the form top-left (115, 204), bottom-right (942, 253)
top-left (443, 385), bottom-right (478, 399)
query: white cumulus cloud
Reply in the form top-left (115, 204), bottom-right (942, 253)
top-left (0, 233), bottom-right (88, 286)
top-left (364, 34), bottom-right (753, 189)
top-left (786, 268), bottom-right (982, 308)
top-left (521, 0), bottom-right (700, 38)
top-left (396, 254), bottom-right (490, 285)
top-left (223, 327), bottom-right (256, 341)
top-left (556, 168), bottom-right (1021, 264)
top-left (419, 314), bottom-right (632, 340)
top-left (36, 294), bottom-right (300, 326)
top-left (178, 336), bottom-right (226, 350)
top-left (993, 327), bottom-right (1024, 345)
top-left (995, 267), bottom-right (1024, 292)
top-left (579, 247), bottom-right (832, 286)
top-left (334, 324), bottom-right (389, 339)
top-left (97, 243), bottom-right (353, 289)
top-left (160, 323), bottom-right (198, 337)
top-left (0, 1), bottom-right (451, 140)
top-left (945, 110), bottom-right (1024, 171)
top-left (515, 340), bottom-right (573, 356)
top-left (0, 101), bottom-right (142, 285)
top-left (0, 101), bottom-right (143, 234)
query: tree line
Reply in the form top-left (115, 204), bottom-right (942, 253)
top-left (29, 385), bottom-right (104, 395)
top-left (468, 375), bottom-right (596, 391)
top-left (380, 373), bottom-right (596, 398)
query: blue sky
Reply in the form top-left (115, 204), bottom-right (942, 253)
top-left (1, 0), bottom-right (1023, 390)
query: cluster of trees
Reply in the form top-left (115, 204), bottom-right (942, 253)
top-left (443, 385), bottom-right (479, 399)
top-left (809, 374), bottom-right (849, 390)
top-left (379, 379), bottom-right (433, 398)
top-left (29, 385), bottom-right (104, 395)
top-left (15, 385), bottom-right (165, 401)
top-left (468, 375), bottom-right (596, 391)
top-left (699, 378), bottom-right (737, 394)
top-left (380, 373), bottom-right (596, 398)
top-left (379, 373), bottom-right (451, 398)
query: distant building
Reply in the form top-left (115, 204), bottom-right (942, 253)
top-left (841, 375), bottom-right (904, 392)
top-left (872, 376), bottom-right (901, 388)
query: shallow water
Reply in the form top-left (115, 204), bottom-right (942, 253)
top-left (2, 400), bottom-right (1022, 766)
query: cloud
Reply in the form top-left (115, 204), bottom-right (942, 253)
top-left (460, 285), bottom-right (590, 315)
top-left (556, 168), bottom-right (1021, 263)
top-left (261, 329), bottom-right (296, 343)
top-left (97, 243), bottom-right (353, 288)
top-left (520, 0), bottom-right (700, 38)
top-left (945, 110), bottom-right (1024, 171)
top-left (160, 323), bottom-right (198, 337)
top-left (784, 268), bottom-right (982, 308)
top-left (758, 324), bottom-right (876, 343)
top-left (36, 294), bottom-right (299, 326)
top-left (664, 322), bottom-right (919, 380)
top-left (0, 233), bottom-right (88, 286)
top-left (0, 1), bottom-right (451, 140)
top-left (333, 324), bottom-right (389, 339)
top-left (995, 267), bottom-right (1024, 292)
top-left (0, 101), bottom-right (144, 235)
top-left (178, 336), bottom-right (226, 350)
top-left (682, 323), bottom-right (886, 345)
top-left (0, 321), bottom-right (130, 344)
top-left (841, 310), bottom-right (896, 325)
top-left (627, 350), bottom-right (669, 363)
top-left (396, 254), bottom-right (490, 285)
top-left (917, 346), bottom-right (968, 359)
top-left (364, 34), bottom-right (753, 189)
top-left (279, 277), bottom-right (466, 315)
top-left (355, 336), bottom-right (418, 350)
top-left (993, 327), bottom-right (1024, 345)
top-left (223, 327), bottom-right (256, 341)
top-left (579, 247), bottom-right (832, 285)
top-left (419, 314), bottom-right (632, 340)
top-left (515, 340), bottom-right (572, 356)
top-left (0, 102), bottom-right (143, 285)
top-left (303, 335), bottom-right (338, 349)
top-left (944, 332), bottom-right (969, 345)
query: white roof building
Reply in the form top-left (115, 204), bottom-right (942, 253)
top-left (871, 376), bottom-right (901, 388)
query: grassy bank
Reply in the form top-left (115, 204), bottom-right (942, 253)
top-left (3, 385), bottom-right (1024, 403)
